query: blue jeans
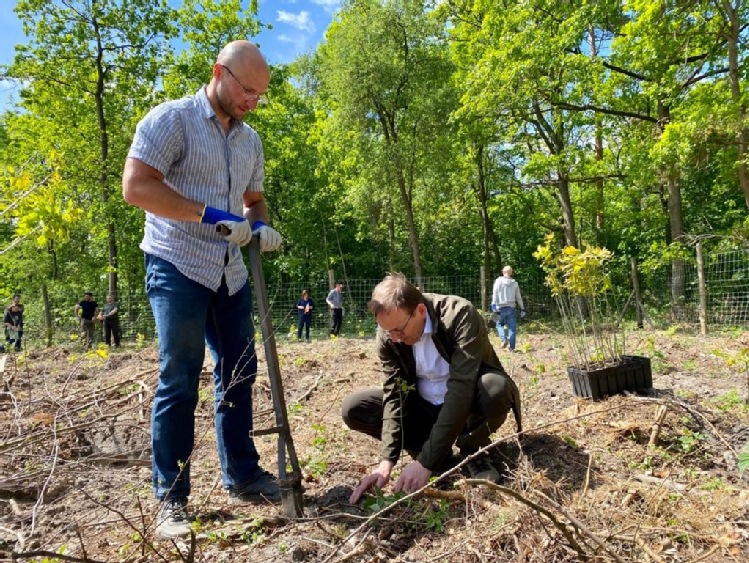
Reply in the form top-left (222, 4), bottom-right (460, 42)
top-left (146, 254), bottom-right (262, 501)
top-left (496, 306), bottom-right (518, 350)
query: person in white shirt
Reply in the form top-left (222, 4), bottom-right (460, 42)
top-left (342, 274), bottom-right (521, 503)
top-left (491, 266), bottom-right (525, 351)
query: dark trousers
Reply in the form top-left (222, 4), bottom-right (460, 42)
top-left (81, 319), bottom-right (95, 348)
top-left (104, 318), bottom-right (121, 346)
top-left (6, 329), bottom-right (22, 351)
top-left (330, 308), bottom-right (343, 336)
top-left (341, 370), bottom-right (519, 460)
top-left (297, 315), bottom-right (311, 340)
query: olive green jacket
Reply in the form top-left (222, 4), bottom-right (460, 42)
top-left (376, 293), bottom-right (522, 470)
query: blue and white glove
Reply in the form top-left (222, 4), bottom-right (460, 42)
top-left (201, 206), bottom-right (252, 246)
top-left (520, 309), bottom-right (527, 318)
top-left (252, 221), bottom-right (282, 252)
top-left (490, 304), bottom-right (498, 312)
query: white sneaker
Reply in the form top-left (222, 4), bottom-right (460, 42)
top-left (155, 498), bottom-right (191, 539)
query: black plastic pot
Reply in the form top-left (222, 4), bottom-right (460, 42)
top-left (567, 355), bottom-right (652, 400)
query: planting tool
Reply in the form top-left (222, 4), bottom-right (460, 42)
top-left (246, 234), bottom-right (304, 517)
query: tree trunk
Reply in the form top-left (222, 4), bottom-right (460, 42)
top-left (589, 28), bottom-right (605, 242)
top-left (658, 100), bottom-right (686, 318)
top-left (395, 163), bottom-right (423, 284)
top-left (93, 7), bottom-right (118, 297)
top-left (557, 175), bottom-right (577, 248)
top-left (41, 284), bottom-right (53, 347)
top-left (722, 0), bottom-right (749, 209)
top-left (474, 143), bottom-right (502, 298)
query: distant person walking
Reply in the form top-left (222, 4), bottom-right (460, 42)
top-left (296, 289), bottom-right (314, 342)
top-left (491, 266), bottom-right (525, 351)
top-left (99, 294), bottom-right (122, 347)
top-left (74, 292), bottom-right (99, 348)
top-left (4, 294), bottom-right (24, 351)
top-left (326, 281), bottom-right (345, 337)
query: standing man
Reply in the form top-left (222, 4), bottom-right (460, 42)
top-left (122, 40), bottom-right (282, 539)
top-left (343, 274), bottom-right (522, 503)
top-left (491, 266), bottom-right (525, 351)
top-left (99, 294), bottom-right (122, 347)
top-left (74, 292), bottom-right (99, 348)
top-left (326, 281), bottom-right (345, 337)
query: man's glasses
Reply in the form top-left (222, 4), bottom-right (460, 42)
top-left (221, 65), bottom-right (267, 104)
top-left (383, 309), bottom-right (415, 339)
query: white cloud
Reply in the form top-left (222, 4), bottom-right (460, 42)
top-left (310, 0), bottom-right (341, 14)
top-left (310, 0), bottom-right (340, 9)
top-left (277, 10), bottom-right (316, 33)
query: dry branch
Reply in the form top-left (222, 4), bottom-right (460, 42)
top-left (11, 550), bottom-right (107, 563)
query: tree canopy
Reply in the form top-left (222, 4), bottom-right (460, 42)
top-left (0, 0), bottom-right (746, 314)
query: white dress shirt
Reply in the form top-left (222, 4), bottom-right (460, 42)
top-left (412, 314), bottom-right (451, 405)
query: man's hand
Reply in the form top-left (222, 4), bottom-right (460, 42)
top-left (349, 460), bottom-right (394, 504)
top-left (392, 460), bottom-right (431, 495)
top-left (201, 206), bottom-right (252, 246)
top-left (251, 221), bottom-right (282, 252)
top-left (520, 309), bottom-right (527, 318)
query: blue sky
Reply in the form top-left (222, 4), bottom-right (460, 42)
top-left (0, 0), bottom-right (339, 110)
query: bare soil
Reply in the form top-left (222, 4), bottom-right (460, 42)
top-left (1, 329), bottom-right (748, 562)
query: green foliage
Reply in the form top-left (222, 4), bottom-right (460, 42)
top-left (739, 443), bottom-right (749, 473)
top-left (534, 233), bottom-right (624, 368)
top-left (361, 488), bottom-right (407, 513)
top-left (0, 0), bottom-right (747, 327)
top-left (673, 428), bottom-right (704, 455)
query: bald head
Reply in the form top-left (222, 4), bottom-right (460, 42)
top-left (217, 40), bottom-right (268, 74)
top-left (209, 40), bottom-right (270, 125)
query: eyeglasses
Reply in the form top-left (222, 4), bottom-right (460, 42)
top-left (220, 65), bottom-right (267, 104)
top-left (382, 309), bottom-right (415, 339)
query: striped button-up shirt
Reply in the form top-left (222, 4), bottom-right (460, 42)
top-left (127, 87), bottom-right (264, 294)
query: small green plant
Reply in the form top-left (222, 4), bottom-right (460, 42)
top-left (562, 435), bottom-right (578, 448)
top-left (700, 478), bottom-right (726, 491)
top-left (681, 359), bottom-right (697, 371)
top-left (135, 332), bottom-right (146, 349)
top-left (301, 423), bottom-right (330, 478)
top-left (361, 487), bottom-right (406, 512)
top-left (293, 357), bottom-right (306, 367)
top-left (424, 499), bottom-right (449, 532)
top-left (738, 442), bottom-right (749, 473)
top-left (713, 390), bottom-right (748, 412)
top-left (674, 428), bottom-right (703, 454)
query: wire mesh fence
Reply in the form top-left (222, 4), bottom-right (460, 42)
top-left (11, 248), bottom-right (749, 349)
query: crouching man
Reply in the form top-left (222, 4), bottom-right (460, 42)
top-left (343, 273), bottom-right (522, 503)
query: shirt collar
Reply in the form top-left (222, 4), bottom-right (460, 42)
top-left (196, 86), bottom-right (215, 119)
top-left (196, 86), bottom-right (242, 131)
top-left (421, 312), bottom-right (434, 340)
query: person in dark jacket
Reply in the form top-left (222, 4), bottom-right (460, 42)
top-left (4, 295), bottom-right (24, 351)
top-left (98, 294), bottom-right (122, 347)
top-left (343, 273), bottom-right (522, 503)
top-left (296, 289), bottom-right (314, 342)
top-left (74, 292), bottom-right (99, 348)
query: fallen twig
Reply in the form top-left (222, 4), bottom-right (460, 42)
top-left (11, 550), bottom-right (107, 563)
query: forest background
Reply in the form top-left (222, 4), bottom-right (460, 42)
top-left (0, 0), bottom-right (748, 343)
